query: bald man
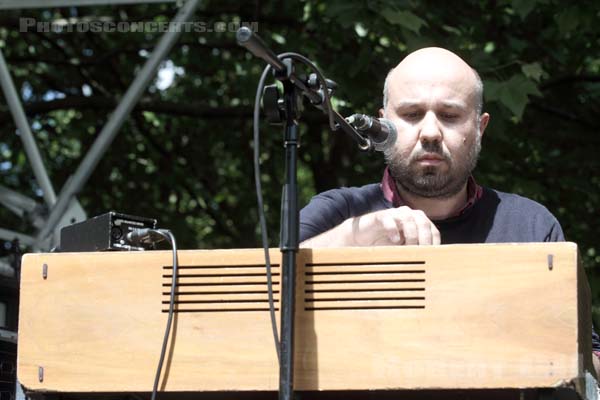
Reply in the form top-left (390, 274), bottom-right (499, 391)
top-left (300, 47), bottom-right (561, 246)
top-left (299, 47), bottom-right (600, 375)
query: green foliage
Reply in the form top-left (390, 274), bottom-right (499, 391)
top-left (486, 74), bottom-right (542, 120)
top-left (0, 0), bottom-right (599, 319)
top-left (380, 9), bottom-right (427, 34)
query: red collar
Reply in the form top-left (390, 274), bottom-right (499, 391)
top-left (381, 167), bottom-right (482, 217)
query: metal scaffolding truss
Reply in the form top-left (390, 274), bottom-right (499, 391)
top-left (0, 0), bottom-right (201, 276)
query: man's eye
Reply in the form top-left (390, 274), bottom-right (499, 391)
top-left (403, 112), bottom-right (421, 120)
top-left (441, 113), bottom-right (459, 121)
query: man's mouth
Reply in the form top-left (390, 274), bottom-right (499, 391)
top-left (416, 153), bottom-right (445, 165)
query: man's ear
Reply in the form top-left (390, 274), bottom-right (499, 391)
top-left (378, 108), bottom-right (385, 118)
top-left (479, 112), bottom-right (490, 137)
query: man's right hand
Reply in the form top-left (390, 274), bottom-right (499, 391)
top-left (352, 206), bottom-right (441, 246)
top-left (300, 206), bottom-right (440, 248)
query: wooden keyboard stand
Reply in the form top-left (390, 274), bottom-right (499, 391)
top-left (17, 243), bottom-right (596, 399)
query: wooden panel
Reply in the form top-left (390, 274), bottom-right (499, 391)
top-left (18, 249), bottom-right (282, 392)
top-left (17, 243), bottom-right (592, 395)
top-left (164, 276), bottom-right (279, 285)
top-left (163, 292), bottom-right (280, 300)
top-left (305, 282), bottom-right (427, 291)
top-left (305, 273), bottom-right (425, 283)
top-left (294, 243), bottom-right (589, 392)
top-left (307, 291), bottom-right (424, 300)
top-left (170, 284), bottom-right (278, 294)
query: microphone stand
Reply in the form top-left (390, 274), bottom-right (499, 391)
top-left (279, 73), bottom-right (300, 400)
top-left (236, 27), bottom-right (374, 400)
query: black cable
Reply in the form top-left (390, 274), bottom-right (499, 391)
top-left (254, 63), bottom-right (281, 362)
top-left (253, 52), bottom-right (342, 365)
top-left (145, 229), bottom-right (178, 400)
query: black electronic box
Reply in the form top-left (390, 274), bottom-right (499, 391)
top-left (60, 212), bottom-right (157, 252)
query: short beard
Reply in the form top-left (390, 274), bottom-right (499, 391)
top-left (385, 133), bottom-right (481, 199)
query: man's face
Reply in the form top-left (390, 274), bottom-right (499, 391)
top-left (383, 54), bottom-right (488, 199)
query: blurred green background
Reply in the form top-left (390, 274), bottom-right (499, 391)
top-left (1, 0), bottom-right (599, 321)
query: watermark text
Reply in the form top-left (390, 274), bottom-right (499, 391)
top-left (19, 18), bottom-right (258, 34)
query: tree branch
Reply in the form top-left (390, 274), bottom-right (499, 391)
top-left (529, 100), bottom-right (599, 130)
top-left (0, 95), bottom-right (331, 124)
top-left (540, 74), bottom-right (600, 90)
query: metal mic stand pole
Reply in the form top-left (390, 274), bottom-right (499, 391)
top-left (237, 28), bottom-right (375, 400)
top-left (236, 28), bottom-right (301, 400)
top-left (278, 74), bottom-right (300, 400)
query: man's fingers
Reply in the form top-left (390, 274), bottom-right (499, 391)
top-left (432, 224), bottom-right (441, 245)
top-left (414, 211), bottom-right (434, 245)
top-left (400, 216), bottom-right (419, 245)
top-left (362, 207), bottom-right (440, 246)
top-left (395, 207), bottom-right (438, 246)
top-left (379, 214), bottom-right (403, 244)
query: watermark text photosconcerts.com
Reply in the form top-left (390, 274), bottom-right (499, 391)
top-left (19, 18), bottom-right (258, 34)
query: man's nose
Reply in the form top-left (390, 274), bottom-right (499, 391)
top-left (419, 111), bottom-right (442, 143)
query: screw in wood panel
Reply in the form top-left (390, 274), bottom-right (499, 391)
top-left (547, 254), bottom-right (553, 271)
top-left (42, 263), bottom-right (48, 279)
top-left (38, 366), bottom-right (44, 382)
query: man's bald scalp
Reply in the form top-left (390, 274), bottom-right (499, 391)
top-left (382, 47), bottom-right (484, 116)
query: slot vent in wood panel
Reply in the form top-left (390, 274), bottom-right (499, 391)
top-left (304, 261), bottom-right (426, 311)
top-left (162, 264), bottom-right (280, 312)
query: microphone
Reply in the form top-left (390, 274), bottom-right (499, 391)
top-left (345, 114), bottom-right (397, 152)
top-left (236, 27), bottom-right (286, 73)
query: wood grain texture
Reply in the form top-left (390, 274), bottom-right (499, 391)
top-left (17, 243), bottom-right (592, 395)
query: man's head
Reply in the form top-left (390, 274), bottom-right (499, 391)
top-left (381, 47), bottom-right (489, 199)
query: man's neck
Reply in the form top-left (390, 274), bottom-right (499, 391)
top-left (397, 184), bottom-right (468, 220)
